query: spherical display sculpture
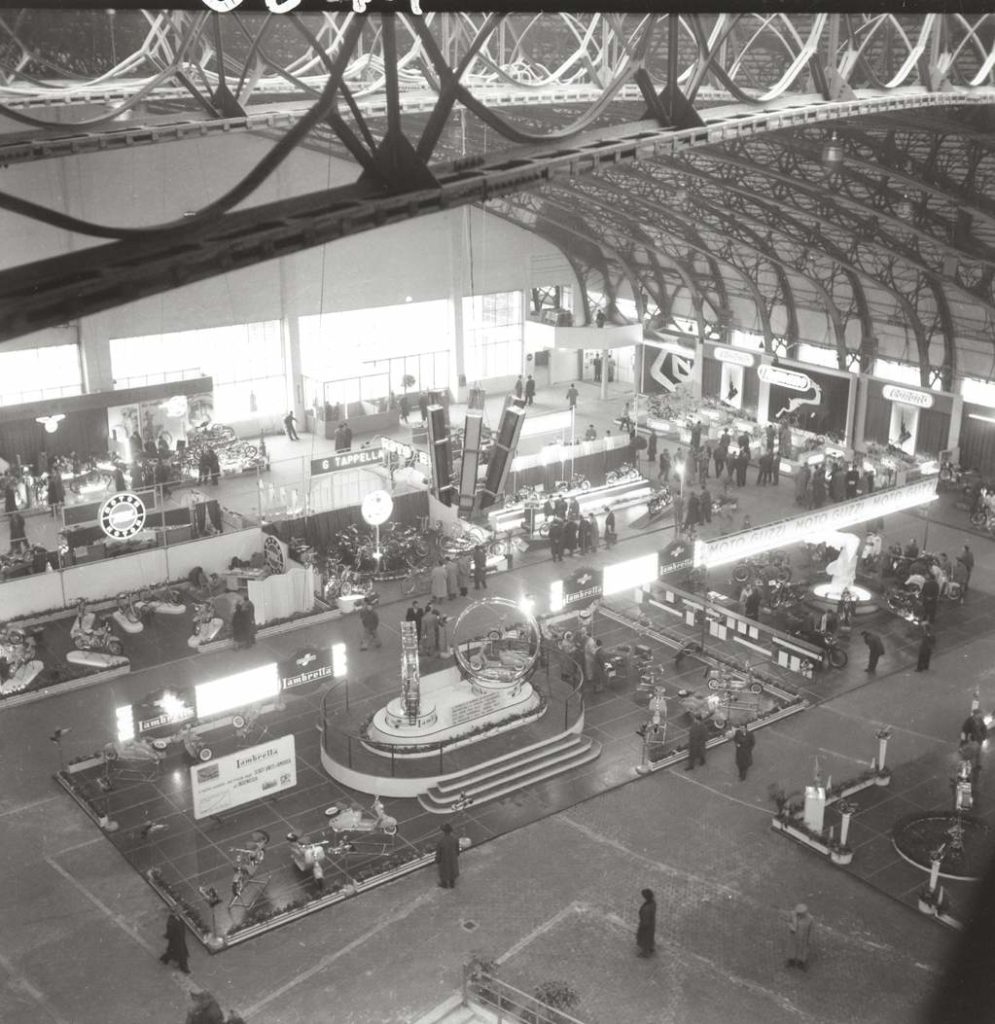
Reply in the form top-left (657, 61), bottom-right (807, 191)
top-left (450, 597), bottom-right (541, 687)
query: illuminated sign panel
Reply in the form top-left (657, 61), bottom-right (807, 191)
top-left (696, 477), bottom-right (938, 569)
top-left (757, 364), bottom-right (812, 392)
top-left (603, 553), bottom-right (659, 596)
top-left (882, 384), bottom-right (934, 409)
top-left (195, 663), bottom-right (280, 719)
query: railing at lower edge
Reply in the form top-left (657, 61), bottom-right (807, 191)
top-left (462, 969), bottom-right (592, 1024)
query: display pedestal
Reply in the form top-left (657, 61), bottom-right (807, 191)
top-left (365, 666), bottom-right (542, 756)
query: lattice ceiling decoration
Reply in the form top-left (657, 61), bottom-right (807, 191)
top-left (2, 9), bottom-right (995, 380)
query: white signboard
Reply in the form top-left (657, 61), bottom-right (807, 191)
top-left (696, 477), bottom-right (939, 570)
top-left (190, 734), bottom-right (297, 820)
top-left (711, 345), bottom-right (756, 368)
top-left (882, 384), bottom-right (934, 409)
top-left (757, 364), bottom-right (813, 392)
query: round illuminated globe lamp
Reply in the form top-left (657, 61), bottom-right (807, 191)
top-left (807, 581), bottom-right (877, 617)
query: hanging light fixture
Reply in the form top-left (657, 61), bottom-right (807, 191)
top-left (36, 414), bottom-right (66, 434)
top-left (821, 130), bottom-right (844, 171)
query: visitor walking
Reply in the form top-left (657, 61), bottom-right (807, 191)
top-left (921, 574), bottom-right (940, 623)
top-left (160, 910), bottom-right (190, 974)
top-left (563, 517), bottom-right (578, 556)
top-left (548, 518), bottom-right (564, 562)
top-left (587, 512), bottom-right (599, 552)
top-left (636, 889), bottom-right (656, 958)
top-left (786, 904), bottom-right (814, 970)
top-left (565, 383), bottom-right (579, 410)
top-left (435, 823), bottom-right (461, 889)
top-left (685, 715), bottom-right (708, 771)
top-left (514, 376), bottom-right (524, 400)
top-left (603, 507), bottom-right (616, 548)
top-left (733, 724), bottom-right (755, 781)
top-left (961, 544), bottom-right (974, 593)
top-left (283, 411), bottom-right (299, 441)
top-left (445, 557), bottom-right (460, 600)
top-left (861, 630), bottom-right (885, 674)
top-left (659, 449), bottom-right (671, 482)
top-left (525, 375), bottom-right (536, 405)
top-left (359, 598), bottom-right (381, 650)
top-left (916, 625), bottom-right (935, 671)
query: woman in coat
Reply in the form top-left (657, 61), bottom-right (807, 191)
top-left (636, 889), bottom-right (656, 957)
top-left (430, 561), bottom-right (448, 602)
top-left (733, 725), bottom-right (755, 781)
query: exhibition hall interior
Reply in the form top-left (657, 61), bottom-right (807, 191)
top-left (4, 8), bottom-right (995, 1024)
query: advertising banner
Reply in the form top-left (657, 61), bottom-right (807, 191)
top-left (657, 538), bottom-right (695, 577)
top-left (190, 734), bottom-right (297, 820)
top-left (641, 344), bottom-right (694, 395)
top-left (764, 364), bottom-right (851, 435)
top-left (549, 566), bottom-right (604, 612)
top-left (310, 447), bottom-right (384, 476)
top-left (696, 476), bottom-right (938, 569)
top-left (279, 646), bottom-right (335, 693)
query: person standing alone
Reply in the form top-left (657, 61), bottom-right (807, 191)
top-left (160, 910), bottom-right (190, 974)
top-left (916, 625), bottom-right (935, 671)
top-left (636, 889), bottom-right (656, 957)
top-left (525, 375), bottom-right (536, 406)
top-left (733, 724), bottom-right (755, 781)
top-left (786, 904), bottom-right (814, 970)
top-left (283, 410), bottom-right (299, 441)
top-left (861, 630), bottom-right (885, 674)
top-left (565, 383), bottom-right (579, 411)
top-left (435, 823), bottom-right (460, 889)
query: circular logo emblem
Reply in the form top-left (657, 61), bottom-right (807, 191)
top-left (99, 492), bottom-right (147, 539)
top-left (264, 535), bottom-right (286, 573)
top-left (361, 489), bottom-right (393, 527)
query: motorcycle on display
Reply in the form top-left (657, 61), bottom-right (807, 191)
top-left (887, 586), bottom-right (924, 622)
top-left (765, 578), bottom-right (807, 610)
top-left (70, 600), bottom-right (125, 657)
top-left (646, 489), bottom-right (672, 519)
top-left (791, 627), bottom-right (849, 669)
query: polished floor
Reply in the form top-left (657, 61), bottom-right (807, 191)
top-left (1, 384), bottom-right (991, 1024)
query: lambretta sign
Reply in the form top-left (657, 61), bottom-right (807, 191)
top-left (757, 364), bottom-right (813, 392)
top-left (710, 345), bottom-right (756, 368)
top-left (190, 734), bottom-right (297, 820)
top-left (696, 477), bottom-right (939, 570)
top-left (882, 384), bottom-right (934, 409)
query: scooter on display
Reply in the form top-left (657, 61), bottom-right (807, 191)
top-left (70, 600), bottom-right (125, 657)
top-left (324, 795), bottom-right (398, 836)
top-left (188, 600), bottom-right (224, 649)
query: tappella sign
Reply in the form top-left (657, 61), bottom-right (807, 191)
top-left (695, 477), bottom-right (939, 570)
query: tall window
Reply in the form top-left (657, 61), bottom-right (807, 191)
top-left (873, 358), bottom-right (941, 389)
top-left (463, 291), bottom-right (523, 382)
top-left (0, 344), bottom-right (82, 406)
top-left (796, 343), bottom-right (840, 369)
top-left (110, 322), bottom-right (287, 419)
top-left (961, 377), bottom-right (995, 407)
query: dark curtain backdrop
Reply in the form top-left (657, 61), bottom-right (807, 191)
top-left (0, 408), bottom-right (109, 469)
top-left (917, 409), bottom-right (950, 456)
top-left (863, 392), bottom-right (892, 446)
top-left (958, 404), bottom-right (995, 477)
top-left (263, 490), bottom-right (430, 550)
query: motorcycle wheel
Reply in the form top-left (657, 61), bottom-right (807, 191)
top-left (970, 511), bottom-right (987, 527)
top-left (828, 646), bottom-right (848, 669)
top-left (707, 678), bottom-right (720, 690)
top-left (749, 682), bottom-right (763, 694)
top-left (580, 480), bottom-right (591, 490)
top-left (732, 564), bottom-right (750, 584)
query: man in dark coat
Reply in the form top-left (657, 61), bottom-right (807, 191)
top-left (916, 626), bottom-right (936, 671)
top-left (735, 447), bottom-right (750, 487)
top-left (472, 545), bottom-right (487, 589)
top-left (160, 910), bottom-right (190, 973)
top-left (578, 515), bottom-right (591, 555)
top-left (636, 889), bottom-right (656, 957)
top-left (845, 462), bottom-right (860, 499)
top-left (685, 715), bottom-right (709, 771)
top-left (524, 375), bottom-right (536, 405)
top-left (563, 517), bottom-right (578, 556)
top-left (603, 507), bottom-right (616, 548)
top-left (921, 575), bottom-right (940, 623)
top-left (435, 823), bottom-right (460, 888)
top-left (548, 518), bottom-right (563, 562)
top-left (733, 725), bottom-right (755, 781)
top-left (647, 431), bottom-right (657, 466)
top-left (743, 584), bottom-right (761, 621)
top-left (861, 630), bottom-right (885, 674)
top-left (683, 491), bottom-right (699, 532)
top-left (405, 600), bottom-right (424, 640)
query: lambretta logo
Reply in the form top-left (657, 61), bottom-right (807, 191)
top-left (882, 384), bottom-right (934, 409)
top-left (296, 652), bottom-right (317, 668)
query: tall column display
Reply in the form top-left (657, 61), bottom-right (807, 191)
top-left (400, 621), bottom-right (421, 724)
